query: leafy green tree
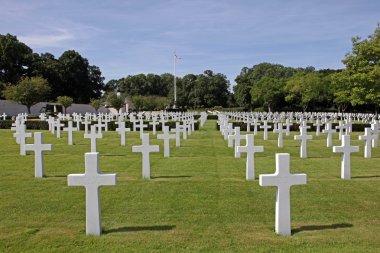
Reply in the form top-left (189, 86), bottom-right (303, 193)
top-left (334, 24), bottom-right (380, 111)
top-left (2, 76), bottom-right (50, 113)
top-left (0, 34), bottom-right (33, 87)
top-left (57, 96), bottom-right (74, 114)
top-left (285, 72), bottom-right (329, 111)
top-left (106, 92), bottom-right (125, 111)
top-left (90, 98), bottom-right (102, 113)
top-left (59, 50), bottom-right (104, 103)
top-left (251, 77), bottom-right (284, 112)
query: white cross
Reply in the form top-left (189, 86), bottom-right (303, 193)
top-left (84, 125), bottom-right (103, 152)
top-left (179, 123), bottom-right (188, 140)
top-left (55, 119), bottom-right (64, 138)
top-left (13, 125), bottom-right (32, 156)
top-left (135, 119), bottom-right (148, 139)
top-left (132, 133), bottom-right (159, 179)
top-left (237, 134), bottom-right (264, 180)
top-left (260, 120), bottom-right (272, 140)
top-left (359, 127), bottom-right (375, 158)
top-left (371, 121), bottom-right (380, 148)
top-left (171, 122), bottom-right (182, 147)
top-left (335, 121), bottom-right (346, 140)
top-left (228, 127), bottom-right (245, 158)
top-left (115, 121), bottom-right (131, 146)
top-left (285, 119), bottom-right (292, 136)
top-left (81, 116), bottom-right (91, 134)
top-left (322, 122), bottom-right (336, 147)
top-left (24, 132), bottom-right (52, 178)
top-left (1, 113), bottom-right (7, 120)
top-left (251, 118), bottom-right (261, 135)
top-left (273, 123), bottom-right (287, 148)
top-left (96, 117), bottom-right (106, 134)
top-left (223, 123), bottom-right (234, 140)
top-left (157, 126), bottom-right (176, 157)
top-left (313, 119), bottom-right (323, 136)
top-left (63, 121), bottom-right (77, 145)
top-left (259, 153), bottom-right (307, 236)
top-left (294, 126), bottom-right (312, 158)
top-left (149, 119), bottom-right (159, 135)
top-left (67, 152), bottom-right (116, 236)
top-left (333, 135), bottom-right (359, 179)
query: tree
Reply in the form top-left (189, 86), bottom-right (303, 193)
top-left (90, 98), bottom-right (102, 113)
top-left (251, 77), bottom-right (284, 112)
top-left (106, 92), bottom-right (125, 112)
top-left (285, 72), bottom-right (329, 111)
top-left (59, 50), bottom-right (104, 103)
top-left (57, 96), bottom-right (74, 114)
top-left (2, 76), bottom-right (50, 113)
top-left (334, 24), bottom-right (380, 111)
top-left (0, 34), bottom-right (33, 87)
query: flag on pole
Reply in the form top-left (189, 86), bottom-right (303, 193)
top-left (174, 52), bottom-right (181, 60)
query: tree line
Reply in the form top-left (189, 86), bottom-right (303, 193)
top-left (1, 24), bottom-right (379, 112)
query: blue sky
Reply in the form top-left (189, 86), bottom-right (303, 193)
top-left (1, 0), bottom-right (379, 88)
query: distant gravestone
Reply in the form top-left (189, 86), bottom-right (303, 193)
top-left (135, 119), bottom-right (148, 139)
top-left (259, 153), bottom-right (307, 236)
top-left (115, 121), bottom-right (131, 146)
top-left (63, 121), bottom-right (77, 145)
top-left (149, 119), bottom-right (159, 135)
top-left (55, 119), bottom-right (64, 139)
top-left (132, 133), bottom-right (159, 179)
top-left (294, 126), bottom-right (312, 158)
top-left (359, 128), bottom-right (375, 158)
top-left (322, 122), bottom-right (336, 148)
top-left (67, 152), bottom-right (116, 236)
top-left (13, 125), bottom-right (32, 156)
top-left (24, 132), bottom-right (52, 178)
top-left (157, 126), bottom-right (176, 157)
top-left (171, 122), bottom-right (182, 147)
top-left (236, 134), bottom-right (264, 180)
top-left (84, 125), bottom-right (103, 152)
top-left (333, 135), bottom-right (359, 179)
top-left (260, 120), bottom-right (272, 140)
top-left (313, 119), bottom-right (323, 136)
top-left (273, 123), bottom-right (286, 148)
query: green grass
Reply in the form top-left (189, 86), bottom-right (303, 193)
top-left (1, 120), bottom-right (380, 252)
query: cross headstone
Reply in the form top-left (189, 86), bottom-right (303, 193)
top-left (24, 132), bottom-right (52, 178)
top-left (63, 121), bottom-right (77, 145)
top-left (284, 119), bottom-right (292, 136)
top-left (322, 122), bottom-right (336, 148)
top-left (135, 119), bottom-right (148, 139)
top-left (294, 126), bottom-right (312, 158)
top-left (55, 119), bottom-right (64, 139)
top-left (157, 126), bottom-right (176, 157)
top-left (84, 125), bottom-right (103, 152)
top-left (1, 113), bottom-right (7, 120)
top-left (273, 123), bottom-right (286, 148)
top-left (313, 119), bottom-right (323, 136)
top-left (228, 127), bottom-right (245, 158)
top-left (333, 135), bottom-right (359, 179)
top-left (260, 120), bottom-right (272, 140)
top-left (259, 153), bottom-right (307, 236)
top-left (358, 128), bottom-right (375, 158)
top-left (237, 134), bottom-right (264, 180)
top-left (81, 116), bottom-right (91, 134)
top-left (115, 121), bottom-right (131, 146)
top-left (67, 152), bottom-right (116, 236)
top-left (371, 121), bottom-right (380, 148)
top-left (13, 126), bottom-right (32, 156)
top-left (132, 133), bottom-right (159, 179)
top-left (149, 119), bottom-right (159, 135)
top-left (171, 122), bottom-right (182, 147)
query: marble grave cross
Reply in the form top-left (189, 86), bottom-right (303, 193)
top-left (259, 153), bottom-right (307, 236)
top-left (84, 125), bottom-right (103, 152)
top-left (157, 126), bottom-right (176, 157)
top-left (25, 132), bottom-right (52, 178)
top-left (333, 135), bottom-right (359, 179)
top-left (132, 133), bottom-right (159, 179)
top-left (236, 134), bottom-right (264, 180)
top-left (63, 121), bottom-right (78, 145)
top-left (294, 126), bottom-right (312, 158)
top-left (67, 152), bottom-right (116, 236)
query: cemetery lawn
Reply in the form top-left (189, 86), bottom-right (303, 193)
top-left (1, 120), bottom-right (380, 253)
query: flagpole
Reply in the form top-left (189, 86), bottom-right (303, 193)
top-left (173, 53), bottom-right (177, 109)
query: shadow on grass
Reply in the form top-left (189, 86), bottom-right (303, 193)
top-left (151, 176), bottom-right (191, 179)
top-left (44, 175), bottom-right (67, 178)
top-left (352, 175), bottom-right (380, 179)
top-left (101, 154), bottom-right (126, 157)
top-left (104, 225), bottom-right (176, 234)
top-left (292, 223), bottom-right (353, 234)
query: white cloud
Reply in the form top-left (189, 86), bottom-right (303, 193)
top-left (19, 28), bottom-right (75, 48)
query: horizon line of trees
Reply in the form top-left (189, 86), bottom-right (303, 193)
top-left (1, 24), bottom-right (379, 113)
